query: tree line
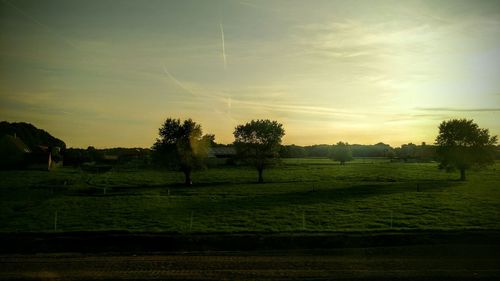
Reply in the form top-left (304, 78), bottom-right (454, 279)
top-left (63, 140), bottom-right (438, 167)
top-left (152, 118), bottom-right (497, 185)
top-left (6, 119), bottom-right (494, 183)
top-left (279, 142), bottom-right (435, 161)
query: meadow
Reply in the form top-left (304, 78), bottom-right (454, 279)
top-left (1, 158), bottom-right (499, 233)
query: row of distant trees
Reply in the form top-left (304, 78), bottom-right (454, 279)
top-left (64, 141), bottom-right (439, 167)
top-left (280, 142), bottom-right (436, 162)
top-left (151, 118), bottom-right (497, 185)
top-left (62, 139), bottom-right (440, 172)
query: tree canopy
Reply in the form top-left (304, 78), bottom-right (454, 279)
top-left (330, 141), bottom-right (353, 165)
top-left (152, 118), bottom-right (212, 186)
top-left (0, 121), bottom-right (65, 149)
top-left (435, 119), bottom-right (497, 181)
top-left (233, 119), bottom-right (285, 183)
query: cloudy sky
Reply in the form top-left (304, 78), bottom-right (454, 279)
top-left (1, 0), bottom-right (499, 148)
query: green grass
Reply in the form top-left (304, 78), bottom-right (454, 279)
top-left (0, 158), bottom-right (499, 233)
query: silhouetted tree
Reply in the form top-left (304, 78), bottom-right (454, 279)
top-left (234, 119), bottom-right (285, 183)
top-left (280, 144), bottom-right (307, 158)
top-left (435, 119), bottom-right (497, 181)
top-left (395, 143), bottom-right (436, 162)
top-left (397, 143), bottom-right (417, 162)
top-left (86, 146), bottom-right (103, 162)
top-left (373, 142), bottom-right (393, 157)
top-left (350, 143), bottom-right (394, 158)
top-left (203, 134), bottom-right (217, 146)
top-left (305, 144), bottom-right (331, 157)
top-left (152, 118), bottom-right (212, 186)
top-left (330, 141), bottom-right (353, 165)
top-left (0, 121), bottom-right (66, 149)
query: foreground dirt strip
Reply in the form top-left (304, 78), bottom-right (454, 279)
top-left (2, 230), bottom-right (500, 254)
top-left (1, 245), bottom-right (499, 281)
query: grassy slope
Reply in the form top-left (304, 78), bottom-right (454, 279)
top-left (0, 159), bottom-right (499, 233)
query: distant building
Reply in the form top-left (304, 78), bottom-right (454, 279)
top-left (102, 154), bottom-right (119, 163)
top-left (28, 145), bottom-right (63, 171)
top-left (0, 134), bottom-right (62, 170)
top-left (117, 149), bottom-right (144, 162)
top-left (0, 135), bottom-right (31, 169)
top-left (208, 146), bottom-right (236, 158)
top-left (207, 146), bottom-right (236, 166)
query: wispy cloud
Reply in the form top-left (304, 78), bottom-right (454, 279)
top-left (416, 107), bottom-right (500, 112)
top-left (239, 1), bottom-right (260, 9)
top-left (295, 15), bottom-right (500, 62)
top-left (1, 0), bottom-right (77, 49)
top-left (158, 67), bottom-right (369, 120)
top-left (231, 99), bottom-right (365, 119)
top-left (159, 63), bottom-right (361, 119)
top-left (1, 91), bottom-right (154, 125)
top-left (238, 1), bottom-right (279, 13)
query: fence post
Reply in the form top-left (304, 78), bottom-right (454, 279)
top-left (54, 211), bottom-right (58, 231)
top-left (390, 210), bottom-right (393, 229)
top-left (189, 211), bottom-right (194, 231)
top-left (302, 212), bottom-right (305, 230)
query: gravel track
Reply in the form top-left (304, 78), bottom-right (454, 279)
top-left (1, 245), bottom-right (499, 280)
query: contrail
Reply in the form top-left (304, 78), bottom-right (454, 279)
top-left (1, 0), bottom-right (77, 49)
top-left (219, 23), bottom-right (227, 69)
top-left (162, 63), bottom-right (227, 101)
top-left (162, 64), bottom-right (198, 97)
top-left (161, 63), bottom-right (365, 119)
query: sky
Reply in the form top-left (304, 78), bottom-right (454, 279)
top-left (1, 0), bottom-right (499, 148)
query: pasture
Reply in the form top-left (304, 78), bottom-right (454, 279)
top-left (1, 158), bottom-right (499, 233)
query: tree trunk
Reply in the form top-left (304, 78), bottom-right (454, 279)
top-left (460, 168), bottom-right (466, 181)
top-left (184, 169), bottom-right (193, 186)
top-left (258, 168), bottom-right (264, 183)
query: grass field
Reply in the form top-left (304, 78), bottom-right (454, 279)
top-left (1, 158), bottom-right (499, 233)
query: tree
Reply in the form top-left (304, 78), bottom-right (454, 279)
top-left (330, 141), bottom-right (353, 165)
top-left (305, 144), bottom-right (331, 157)
top-left (435, 119), bottom-right (497, 181)
top-left (233, 119), bottom-right (285, 183)
top-left (0, 121), bottom-right (66, 150)
top-left (397, 143), bottom-right (417, 162)
top-left (280, 144), bottom-right (307, 158)
top-left (350, 143), bottom-right (394, 157)
top-left (415, 142), bottom-right (436, 162)
top-left (152, 118), bottom-right (212, 186)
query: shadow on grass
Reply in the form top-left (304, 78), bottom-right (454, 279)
top-left (65, 181), bottom-right (249, 196)
top-left (64, 177), bottom-right (461, 201)
top-left (185, 180), bottom-right (462, 212)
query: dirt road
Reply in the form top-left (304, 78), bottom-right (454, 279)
top-left (1, 245), bottom-right (499, 280)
